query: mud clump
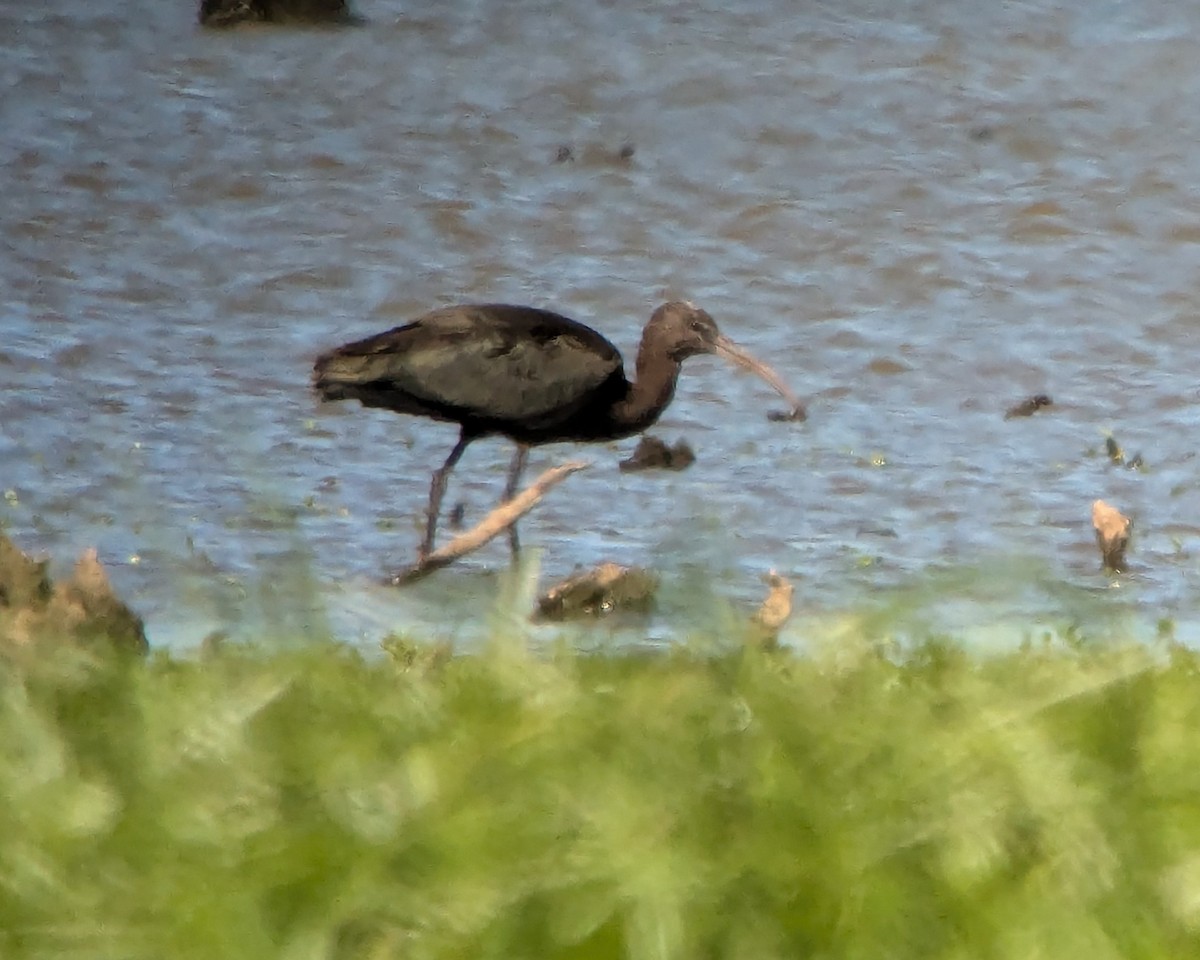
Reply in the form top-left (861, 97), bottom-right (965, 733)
top-left (535, 563), bottom-right (658, 621)
top-left (619, 435), bottom-right (696, 472)
top-left (1004, 394), bottom-right (1053, 419)
top-left (0, 531), bottom-right (146, 656)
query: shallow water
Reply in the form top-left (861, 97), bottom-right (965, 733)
top-left (4, 0), bottom-right (1200, 648)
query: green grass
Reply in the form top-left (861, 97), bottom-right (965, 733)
top-left (3, 622), bottom-right (1200, 959)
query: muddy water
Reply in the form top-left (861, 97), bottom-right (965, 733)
top-left (4, 0), bottom-right (1200, 648)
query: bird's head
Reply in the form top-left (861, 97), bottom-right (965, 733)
top-left (648, 301), bottom-right (721, 361)
top-left (645, 301), bottom-right (805, 418)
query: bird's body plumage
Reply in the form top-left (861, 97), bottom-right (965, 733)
top-left (313, 304), bottom-right (661, 443)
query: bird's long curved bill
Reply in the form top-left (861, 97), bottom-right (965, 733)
top-left (713, 336), bottom-right (806, 420)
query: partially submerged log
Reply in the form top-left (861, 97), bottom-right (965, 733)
top-left (552, 141), bottom-right (637, 166)
top-left (0, 532), bottom-right (146, 655)
top-left (1092, 499), bottom-right (1131, 573)
top-left (199, 0), bottom-right (358, 26)
top-left (534, 562), bottom-right (658, 621)
top-left (618, 435), bottom-right (696, 472)
top-left (389, 460), bottom-right (589, 585)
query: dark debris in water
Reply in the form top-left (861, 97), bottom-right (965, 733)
top-left (1004, 394), bottom-right (1053, 419)
top-left (198, 0), bottom-right (361, 27)
top-left (619, 436), bottom-right (695, 472)
top-left (1105, 435), bottom-right (1146, 470)
top-left (767, 404), bottom-right (807, 422)
top-left (551, 140), bottom-right (637, 166)
top-left (1105, 436), bottom-right (1122, 463)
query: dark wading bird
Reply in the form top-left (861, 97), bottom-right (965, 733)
top-left (313, 301), bottom-right (804, 560)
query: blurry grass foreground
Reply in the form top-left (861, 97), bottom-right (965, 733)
top-left (3, 629), bottom-right (1200, 959)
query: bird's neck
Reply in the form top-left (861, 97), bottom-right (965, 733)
top-left (611, 352), bottom-right (682, 435)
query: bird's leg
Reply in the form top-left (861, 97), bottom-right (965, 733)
top-left (502, 445), bottom-right (529, 557)
top-left (421, 433), bottom-right (471, 560)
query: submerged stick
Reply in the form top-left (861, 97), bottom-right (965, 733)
top-left (389, 460), bottom-right (590, 585)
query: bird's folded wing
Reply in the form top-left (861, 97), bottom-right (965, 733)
top-left (357, 328), bottom-right (616, 424)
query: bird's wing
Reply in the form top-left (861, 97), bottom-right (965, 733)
top-left (319, 306), bottom-right (623, 426)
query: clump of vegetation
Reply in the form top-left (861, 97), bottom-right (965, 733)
top-left (1, 615), bottom-right (1199, 959)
